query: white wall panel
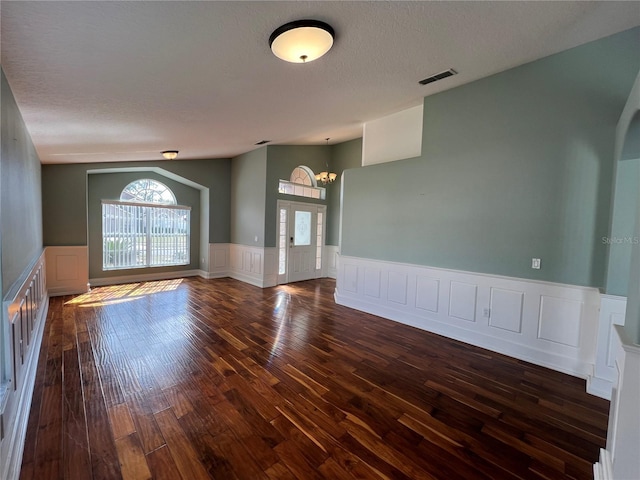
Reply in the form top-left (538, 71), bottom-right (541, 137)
top-left (489, 288), bottom-right (524, 333)
top-left (45, 246), bottom-right (89, 296)
top-left (415, 276), bottom-right (439, 313)
top-left (362, 105), bottom-right (423, 166)
top-left (449, 281), bottom-right (477, 322)
top-left (387, 272), bottom-right (408, 305)
top-left (538, 295), bottom-right (582, 347)
top-left (343, 264), bottom-right (359, 293)
top-left (364, 268), bottom-right (381, 298)
top-left (228, 245), bottom-right (277, 288)
top-left (326, 245), bottom-right (339, 279)
top-left (588, 295), bottom-right (627, 399)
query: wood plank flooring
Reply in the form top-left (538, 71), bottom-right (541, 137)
top-left (20, 277), bottom-right (609, 479)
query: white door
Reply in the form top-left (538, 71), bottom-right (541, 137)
top-left (277, 201), bottom-right (326, 284)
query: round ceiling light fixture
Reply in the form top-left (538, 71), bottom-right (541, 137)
top-left (269, 20), bottom-right (334, 64)
top-left (161, 150), bottom-right (179, 160)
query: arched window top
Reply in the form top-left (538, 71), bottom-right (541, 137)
top-left (279, 165), bottom-right (325, 200)
top-left (290, 166), bottom-right (317, 187)
top-left (120, 179), bottom-right (176, 205)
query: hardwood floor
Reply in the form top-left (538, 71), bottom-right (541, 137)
top-left (20, 277), bottom-right (609, 480)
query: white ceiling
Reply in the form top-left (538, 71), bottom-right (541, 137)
top-left (2, 1), bottom-right (639, 164)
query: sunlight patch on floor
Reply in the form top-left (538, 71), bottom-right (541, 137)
top-left (65, 278), bottom-right (183, 306)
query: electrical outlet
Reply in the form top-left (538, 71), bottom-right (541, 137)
top-left (483, 308), bottom-right (491, 318)
top-left (531, 258), bottom-right (541, 269)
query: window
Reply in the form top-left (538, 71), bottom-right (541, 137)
top-left (102, 179), bottom-right (190, 270)
top-left (278, 165), bottom-right (326, 200)
top-left (278, 207), bottom-right (287, 275)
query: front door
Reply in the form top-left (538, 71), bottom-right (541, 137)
top-left (277, 201), bottom-right (326, 284)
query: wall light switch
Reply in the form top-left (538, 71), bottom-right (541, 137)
top-left (532, 258), bottom-right (541, 269)
top-left (254, 235), bottom-right (258, 242)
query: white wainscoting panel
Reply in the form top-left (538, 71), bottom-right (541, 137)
top-left (449, 281), bottom-right (477, 322)
top-left (387, 272), bottom-right (408, 305)
top-left (588, 295), bottom-right (627, 399)
top-left (45, 246), bottom-right (89, 296)
top-left (325, 245), bottom-right (339, 279)
top-left (343, 264), bottom-right (359, 293)
top-left (228, 244), bottom-right (278, 288)
top-left (538, 295), bottom-right (583, 347)
top-left (1, 251), bottom-right (48, 480)
top-left (489, 288), bottom-right (524, 333)
top-left (364, 268), bottom-right (381, 299)
top-left (335, 255), bottom-right (601, 381)
top-left (207, 243), bottom-right (230, 278)
top-left (415, 276), bottom-right (439, 313)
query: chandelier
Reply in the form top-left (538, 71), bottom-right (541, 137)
top-left (316, 138), bottom-right (337, 185)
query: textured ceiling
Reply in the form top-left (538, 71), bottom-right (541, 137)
top-left (2, 1), bottom-right (639, 164)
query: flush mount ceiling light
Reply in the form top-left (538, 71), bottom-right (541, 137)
top-left (269, 20), bottom-right (334, 63)
top-left (161, 150), bottom-right (179, 160)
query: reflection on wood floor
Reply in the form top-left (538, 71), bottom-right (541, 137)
top-left (20, 277), bottom-right (608, 479)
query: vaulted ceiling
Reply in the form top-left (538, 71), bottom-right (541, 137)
top-left (2, 1), bottom-right (639, 164)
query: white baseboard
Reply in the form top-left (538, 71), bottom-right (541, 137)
top-left (336, 255), bottom-right (601, 381)
top-left (593, 449), bottom-right (613, 480)
top-left (89, 269), bottom-right (202, 287)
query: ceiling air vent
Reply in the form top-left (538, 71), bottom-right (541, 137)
top-left (419, 68), bottom-right (457, 86)
top-left (255, 140), bottom-right (271, 145)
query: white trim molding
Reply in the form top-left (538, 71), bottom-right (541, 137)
top-left (335, 255), bottom-right (601, 381)
top-left (1, 251), bottom-right (48, 480)
top-left (593, 448), bottom-right (613, 480)
top-left (45, 246), bottom-right (89, 296)
top-left (228, 244), bottom-right (278, 288)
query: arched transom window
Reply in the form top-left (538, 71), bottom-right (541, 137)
top-left (289, 166), bottom-right (316, 186)
top-left (279, 165), bottom-right (325, 200)
top-left (102, 179), bottom-right (190, 271)
top-left (120, 179), bottom-right (176, 204)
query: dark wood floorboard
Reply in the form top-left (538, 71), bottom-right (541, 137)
top-left (21, 277), bottom-right (609, 479)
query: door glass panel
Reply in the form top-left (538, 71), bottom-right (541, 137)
top-left (278, 207), bottom-right (287, 275)
top-left (316, 212), bottom-right (323, 270)
top-left (294, 211), bottom-right (311, 246)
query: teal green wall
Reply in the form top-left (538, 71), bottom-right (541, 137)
top-left (329, 139), bottom-right (362, 246)
top-left (606, 158), bottom-right (640, 296)
top-left (1, 69), bottom-right (43, 384)
top-left (1, 69), bottom-right (43, 297)
top-left (231, 148), bottom-right (267, 246)
top-left (341, 28), bottom-right (640, 288)
top-left (42, 164), bottom-right (89, 245)
top-left (87, 172), bottom-right (201, 279)
top-left (42, 158), bottom-right (231, 247)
